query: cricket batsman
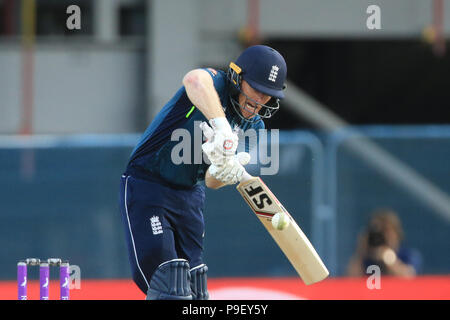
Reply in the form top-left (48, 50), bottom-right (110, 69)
top-left (119, 45), bottom-right (287, 300)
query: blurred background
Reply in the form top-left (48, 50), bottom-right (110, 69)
top-left (0, 0), bottom-right (449, 299)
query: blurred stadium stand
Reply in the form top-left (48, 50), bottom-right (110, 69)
top-left (1, 0), bottom-right (450, 134)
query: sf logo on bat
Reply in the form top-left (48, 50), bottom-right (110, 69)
top-left (243, 184), bottom-right (272, 210)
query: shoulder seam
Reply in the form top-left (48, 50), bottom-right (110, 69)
top-left (206, 68), bottom-right (218, 76)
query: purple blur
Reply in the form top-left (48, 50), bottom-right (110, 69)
top-left (59, 263), bottom-right (70, 300)
top-left (17, 262), bottom-right (27, 300)
top-left (39, 263), bottom-right (50, 300)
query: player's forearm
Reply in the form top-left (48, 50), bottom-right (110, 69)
top-left (183, 69), bottom-right (226, 120)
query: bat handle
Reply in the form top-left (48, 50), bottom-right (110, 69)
top-left (240, 171), bottom-right (253, 182)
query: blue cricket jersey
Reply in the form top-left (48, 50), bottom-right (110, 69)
top-left (125, 68), bottom-right (264, 188)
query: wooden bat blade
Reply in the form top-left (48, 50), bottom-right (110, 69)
top-left (237, 177), bottom-right (329, 285)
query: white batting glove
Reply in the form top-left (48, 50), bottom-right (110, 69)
top-left (209, 152), bottom-right (251, 185)
top-left (200, 118), bottom-right (239, 165)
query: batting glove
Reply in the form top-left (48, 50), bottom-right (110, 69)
top-left (200, 118), bottom-right (239, 165)
top-left (209, 152), bottom-right (251, 185)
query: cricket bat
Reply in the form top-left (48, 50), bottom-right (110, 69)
top-left (236, 173), bottom-right (329, 285)
top-left (199, 121), bottom-right (328, 284)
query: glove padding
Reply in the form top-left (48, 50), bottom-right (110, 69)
top-left (209, 152), bottom-right (250, 185)
top-left (200, 119), bottom-right (238, 166)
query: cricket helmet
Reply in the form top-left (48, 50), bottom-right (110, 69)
top-left (227, 45), bottom-right (287, 123)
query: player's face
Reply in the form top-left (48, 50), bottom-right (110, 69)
top-left (238, 80), bottom-right (272, 119)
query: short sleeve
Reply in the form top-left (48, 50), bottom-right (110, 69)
top-left (203, 68), bottom-right (226, 94)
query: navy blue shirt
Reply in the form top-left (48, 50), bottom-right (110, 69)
top-left (126, 69), bottom-right (265, 188)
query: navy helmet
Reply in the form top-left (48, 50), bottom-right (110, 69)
top-left (227, 45), bottom-right (287, 123)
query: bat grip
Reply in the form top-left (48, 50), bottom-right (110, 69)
top-left (240, 171), bottom-right (253, 182)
